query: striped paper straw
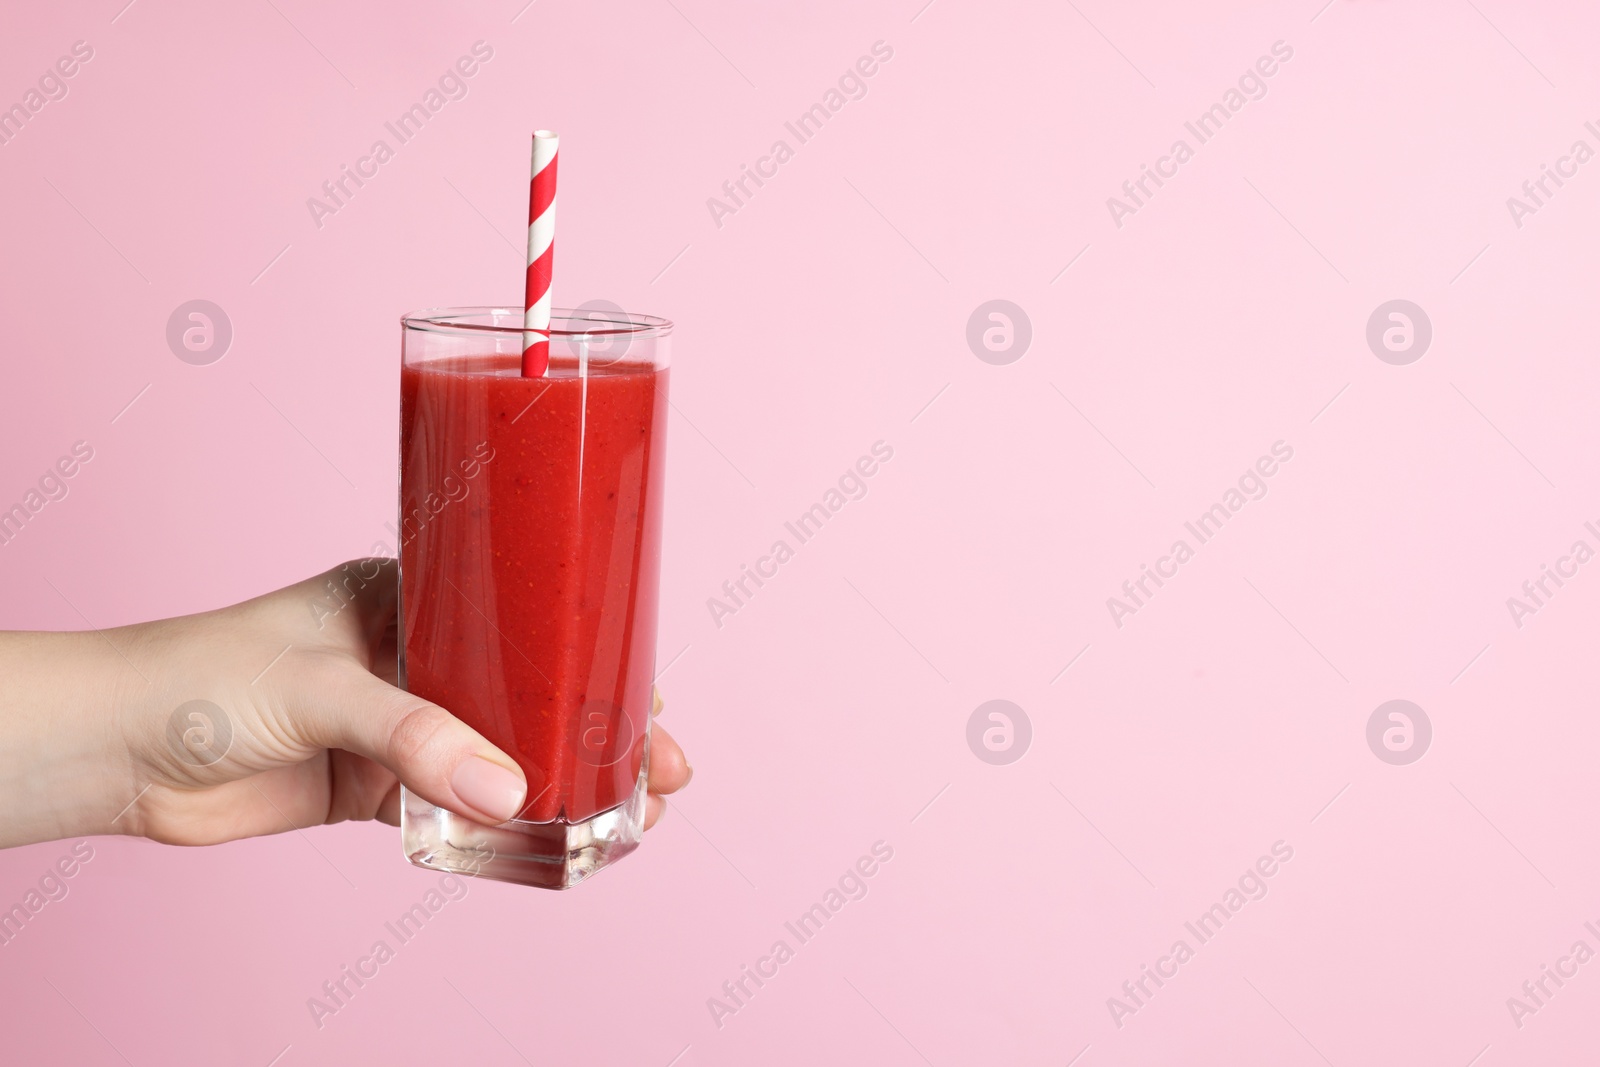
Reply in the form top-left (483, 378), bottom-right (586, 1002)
top-left (522, 130), bottom-right (559, 377)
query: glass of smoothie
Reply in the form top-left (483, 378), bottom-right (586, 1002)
top-left (397, 306), bottom-right (670, 889)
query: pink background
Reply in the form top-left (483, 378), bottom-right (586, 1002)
top-left (2, 0), bottom-right (1598, 1062)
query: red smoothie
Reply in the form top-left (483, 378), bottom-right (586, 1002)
top-left (400, 353), bottom-right (667, 823)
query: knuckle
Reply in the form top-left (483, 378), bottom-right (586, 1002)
top-left (386, 701), bottom-right (457, 771)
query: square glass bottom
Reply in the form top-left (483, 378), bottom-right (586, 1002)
top-left (401, 732), bottom-right (650, 890)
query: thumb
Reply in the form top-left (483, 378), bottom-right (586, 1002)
top-left (298, 664), bottom-right (529, 826)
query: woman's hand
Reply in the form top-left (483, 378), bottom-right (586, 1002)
top-left (0, 559), bottom-right (691, 849)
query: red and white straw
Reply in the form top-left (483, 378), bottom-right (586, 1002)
top-left (521, 130), bottom-right (559, 377)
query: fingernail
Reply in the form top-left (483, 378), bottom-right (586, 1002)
top-left (451, 757), bottom-right (526, 823)
top-left (684, 763), bottom-right (694, 786)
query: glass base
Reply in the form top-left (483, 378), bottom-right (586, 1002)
top-left (401, 733), bottom-right (650, 890)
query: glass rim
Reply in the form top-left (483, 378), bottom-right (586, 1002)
top-left (401, 305), bottom-right (673, 340)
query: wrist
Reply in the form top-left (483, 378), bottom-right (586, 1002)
top-left (0, 628), bottom-right (146, 847)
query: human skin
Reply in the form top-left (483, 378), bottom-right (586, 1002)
top-left (0, 559), bottom-right (691, 850)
